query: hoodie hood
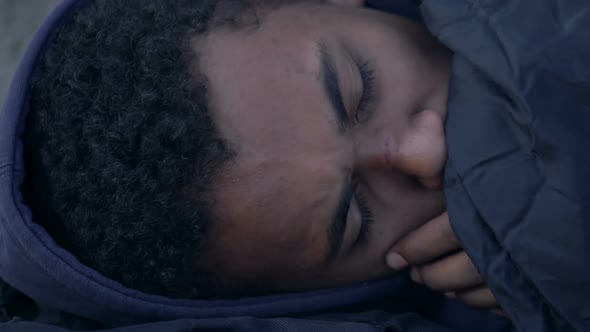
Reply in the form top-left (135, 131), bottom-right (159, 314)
top-left (0, 0), bottom-right (426, 327)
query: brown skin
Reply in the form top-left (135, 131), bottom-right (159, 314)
top-left (390, 212), bottom-right (499, 308)
top-left (196, 1), bottom-right (498, 308)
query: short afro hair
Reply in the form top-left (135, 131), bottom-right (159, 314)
top-left (21, 0), bottom-right (257, 299)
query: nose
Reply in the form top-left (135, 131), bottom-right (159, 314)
top-left (357, 110), bottom-right (447, 189)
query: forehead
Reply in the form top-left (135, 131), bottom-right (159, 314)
top-left (197, 7), bottom-right (350, 276)
top-left (199, 7), bottom-right (324, 143)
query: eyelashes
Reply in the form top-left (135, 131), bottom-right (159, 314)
top-left (355, 59), bottom-right (377, 123)
top-left (353, 187), bottom-right (374, 247)
top-left (349, 57), bottom-right (376, 247)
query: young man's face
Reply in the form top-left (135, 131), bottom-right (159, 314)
top-left (198, 2), bottom-right (452, 292)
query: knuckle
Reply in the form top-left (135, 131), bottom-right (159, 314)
top-left (394, 240), bottom-right (416, 261)
top-left (439, 217), bottom-right (458, 244)
top-left (416, 264), bottom-right (437, 287)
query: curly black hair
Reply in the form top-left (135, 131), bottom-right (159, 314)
top-left (21, 0), bottom-right (267, 299)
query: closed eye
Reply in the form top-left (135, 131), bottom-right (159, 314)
top-left (353, 56), bottom-right (377, 123)
top-left (352, 184), bottom-right (374, 248)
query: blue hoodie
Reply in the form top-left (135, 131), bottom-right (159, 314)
top-left (1, 0), bottom-right (588, 331)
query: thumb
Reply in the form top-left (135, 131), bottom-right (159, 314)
top-left (386, 212), bottom-right (460, 269)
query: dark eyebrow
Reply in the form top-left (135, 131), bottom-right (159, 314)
top-left (319, 42), bottom-right (349, 132)
top-left (326, 180), bottom-right (353, 263)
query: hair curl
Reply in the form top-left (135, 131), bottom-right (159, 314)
top-left (23, 0), bottom-right (247, 299)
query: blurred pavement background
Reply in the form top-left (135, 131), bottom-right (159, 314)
top-left (1, 0), bottom-right (60, 106)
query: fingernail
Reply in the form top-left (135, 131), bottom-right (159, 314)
top-left (410, 268), bottom-right (422, 284)
top-left (386, 252), bottom-right (408, 270)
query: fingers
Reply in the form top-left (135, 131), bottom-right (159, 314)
top-left (385, 211), bottom-right (500, 310)
top-left (411, 251), bottom-right (483, 292)
top-left (452, 286), bottom-right (498, 309)
top-left (387, 212), bottom-right (460, 269)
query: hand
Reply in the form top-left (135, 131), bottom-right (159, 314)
top-left (386, 212), bottom-right (499, 309)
